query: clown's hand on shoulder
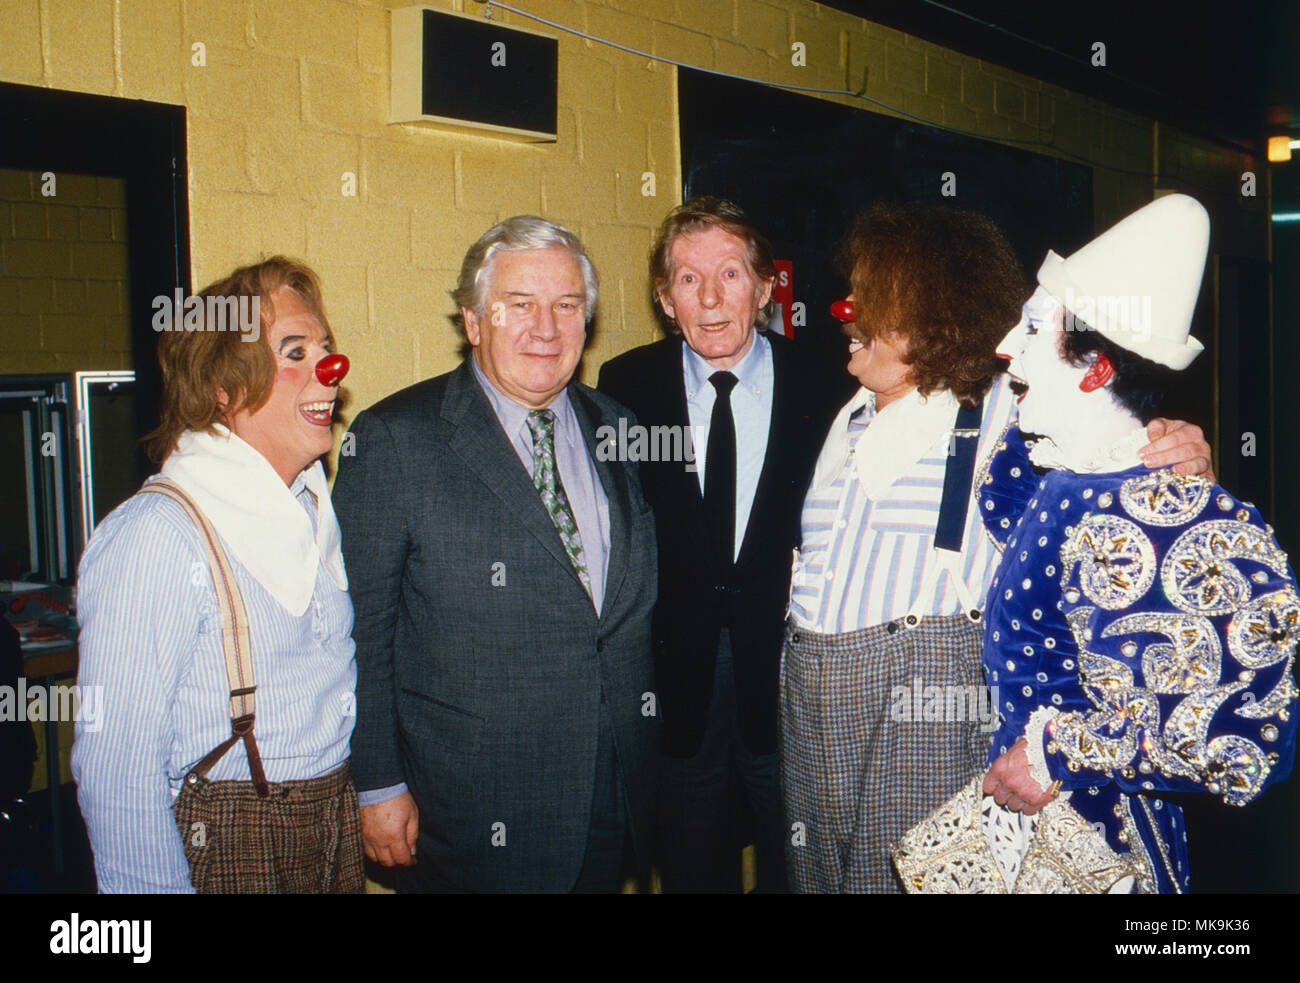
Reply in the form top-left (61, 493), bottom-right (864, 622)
top-left (1141, 418), bottom-right (1213, 480)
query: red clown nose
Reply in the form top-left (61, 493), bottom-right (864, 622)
top-left (830, 300), bottom-right (856, 323)
top-left (315, 353), bottom-right (350, 387)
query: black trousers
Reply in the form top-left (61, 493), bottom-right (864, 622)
top-left (657, 629), bottom-right (788, 893)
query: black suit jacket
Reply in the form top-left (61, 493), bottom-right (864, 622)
top-left (598, 333), bottom-right (842, 757)
top-left (333, 360), bottom-right (659, 892)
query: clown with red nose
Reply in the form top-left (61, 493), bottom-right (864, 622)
top-left (73, 258), bottom-right (367, 895)
top-left (786, 203), bottom-right (1216, 896)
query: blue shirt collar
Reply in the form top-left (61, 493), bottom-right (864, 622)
top-left (682, 328), bottom-right (770, 400)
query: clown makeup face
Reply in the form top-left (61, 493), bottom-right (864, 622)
top-left (227, 286), bottom-right (340, 485)
top-left (1000, 294), bottom-right (1118, 454)
top-left (997, 285), bottom-right (1060, 364)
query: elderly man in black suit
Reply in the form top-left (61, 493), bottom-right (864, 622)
top-left (597, 198), bottom-right (844, 892)
top-left (333, 216), bottom-right (659, 893)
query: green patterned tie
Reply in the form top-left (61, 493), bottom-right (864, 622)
top-left (526, 409), bottom-right (593, 600)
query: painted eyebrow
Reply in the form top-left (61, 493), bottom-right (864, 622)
top-left (276, 334), bottom-right (335, 351)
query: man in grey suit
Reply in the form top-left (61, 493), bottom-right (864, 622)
top-left (332, 216), bottom-right (659, 893)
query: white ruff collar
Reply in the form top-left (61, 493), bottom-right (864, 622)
top-left (814, 385), bottom-right (962, 500)
top-left (1027, 426), bottom-right (1148, 474)
top-left (159, 426), bottom-right (347, 616)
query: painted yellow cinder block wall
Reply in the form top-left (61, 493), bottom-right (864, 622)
top-left (0, 0), bottom-right (1264, 426)
top-left (0, 168), bottom-right (131, 375)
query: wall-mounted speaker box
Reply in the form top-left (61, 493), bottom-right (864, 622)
top-left (391, 5), bottom-right (559, 142)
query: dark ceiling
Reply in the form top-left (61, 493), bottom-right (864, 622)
top-left (821, 0), bottom-right (1299, 155)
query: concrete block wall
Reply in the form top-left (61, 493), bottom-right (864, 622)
top-left (0, 0), bottom-right (1266, 421)
top-left (0, 168), bottom-right (131, 375)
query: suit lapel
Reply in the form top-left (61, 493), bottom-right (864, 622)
top-left (653, 339), bottom-right (716, 568)
top-left (442, 361), bottom-right (579, 584)
top-left (570, 384), bottom-right (630, 621)
top-left (662, 339), bottom-right (706, 512)
top-left (736, 334), bottom-right (791, 567)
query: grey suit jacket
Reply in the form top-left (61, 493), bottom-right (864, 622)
top-left (333, 359), bottom-right (659, 892)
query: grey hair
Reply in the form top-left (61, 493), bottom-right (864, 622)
top-left (451, 215), bottom-right (598, 329)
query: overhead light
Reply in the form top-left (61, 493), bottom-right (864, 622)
top-left (1273, 212), bottom-right (1300, 223)
top-left (1292, 140), bottom-right (1300, 149)
top-left (1268, 136), bottom-right (1292, 162)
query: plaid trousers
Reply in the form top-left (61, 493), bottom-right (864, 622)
top-left (780, 614), bottom-right (991, 892)
top-left (174, 761), bottom-right (364, 894)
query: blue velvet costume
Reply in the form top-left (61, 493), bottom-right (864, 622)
top-left (979, 427), bottom-right (1298, 892)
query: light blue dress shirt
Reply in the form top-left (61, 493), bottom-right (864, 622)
top-left (682, 330), bottom-right (774, 561)
top-left (72, 474), bottom-right (357, 893)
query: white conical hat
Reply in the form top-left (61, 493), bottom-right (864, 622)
top-left (1037, 193), bottom-right (1209, 370)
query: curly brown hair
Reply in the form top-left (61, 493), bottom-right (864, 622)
top-left (838, 203), bottom-right (1027, 407)
top-left (143, 256), bottom-right (332, 463)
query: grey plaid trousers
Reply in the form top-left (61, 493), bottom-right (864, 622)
top-left (780, 614), bottom-right (991, 893)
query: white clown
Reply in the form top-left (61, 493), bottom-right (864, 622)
top-left (967, 194), bottom-right (1297, 892)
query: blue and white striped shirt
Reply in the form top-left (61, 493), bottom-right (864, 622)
top-left (790, 375), bottom-right (1017, 633)
top-left (71, 475), bottom-right (356, 893)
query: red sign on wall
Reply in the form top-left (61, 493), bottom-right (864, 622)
top-left (772, 259), bottom-right (794, 338)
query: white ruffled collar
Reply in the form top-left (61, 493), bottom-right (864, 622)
top-left (1027, 426), bottom-right (1148, 474)
top-left (812, 385), bottom-right (962, 500)
top-left (158, 426), bottom-right (347, 616)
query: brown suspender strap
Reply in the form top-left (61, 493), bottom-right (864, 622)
top-left (140, 478), bottom-right (270, 798)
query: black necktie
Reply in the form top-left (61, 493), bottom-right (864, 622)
top-left (704, 371), bottom-right (738, 569)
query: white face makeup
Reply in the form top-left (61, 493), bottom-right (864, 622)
top-left (995, 313), bottom-right (1030, 364)
top-left (1007, 312), bottom-right (1078, 441)
top-left (997, 285), bottom-right (1062, 364)
top-left (1003, 292), bottom-right (1120, 455)
top-left (228, 286), bottom-right (339, 486)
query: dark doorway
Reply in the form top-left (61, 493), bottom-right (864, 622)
top-left (0, 83), bottom-right (189, 890)
top-left (0, 81), bottom-right (190, 521)
top-left (677, 66), bottom-right (1094, 404)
